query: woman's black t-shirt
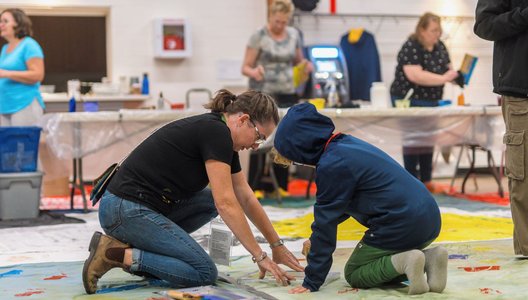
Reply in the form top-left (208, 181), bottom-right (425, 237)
top-left (390, 38), bottom-right (451, 101)
top-left (107, 112), bottom-right (241, 215)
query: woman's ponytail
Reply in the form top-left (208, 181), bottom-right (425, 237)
top-left (203, 89), bottom-right (236, 112)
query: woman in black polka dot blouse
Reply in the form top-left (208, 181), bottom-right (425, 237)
top-left (389, 12), bottom-right (459, 191)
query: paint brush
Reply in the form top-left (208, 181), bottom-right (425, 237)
top-left (403, 88), bottom-right (414, 101)
top-left (459, 54), bottom-right (478, 85)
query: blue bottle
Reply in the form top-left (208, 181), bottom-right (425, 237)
top-left (141, 73), bottom-right (149, 95)
top-left (68, 96), bottom-right (76, 112)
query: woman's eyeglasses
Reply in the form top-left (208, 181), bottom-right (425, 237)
top-left (248, 119), bottom-right (266, 145)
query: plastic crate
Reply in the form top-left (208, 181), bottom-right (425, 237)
top-left (0, 171), bottom-right (42, 220)
top-left (0, 127), bottom-right (42, 173)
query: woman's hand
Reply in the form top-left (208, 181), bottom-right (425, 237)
top-left (257, 256), bottom-right (295, 286)
top-left (302, 59), bottom-right (314, 74)
top-left (252, 65), bottom-right (265, 81)
top-left (289, 285), bottom-right (311, 294)
top-left (272, 245), bottom-right (304, 272)
top-left (443, 69), bottom-right (459, 83)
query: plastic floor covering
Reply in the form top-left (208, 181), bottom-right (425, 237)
top-left (0, 193), bottom-right (525, 299)
top-left (0, 239), bottom-right (527, 299)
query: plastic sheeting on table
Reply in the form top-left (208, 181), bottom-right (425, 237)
top-left (41, 109), bottom-right (205, 160)
top-left (40, 106), bottom-right (505, 179)
top-left (325, 105), bottom-right (505, 157)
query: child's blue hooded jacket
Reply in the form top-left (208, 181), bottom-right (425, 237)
top-left (274, 103), bottom-right (441, 291)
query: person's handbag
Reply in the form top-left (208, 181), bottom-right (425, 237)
top-left (90, 162), bottom-right (120, 205)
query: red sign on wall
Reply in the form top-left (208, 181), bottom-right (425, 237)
top-left (164, 34), bottom-right (184, 50)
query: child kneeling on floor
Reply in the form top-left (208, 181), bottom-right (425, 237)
top-left (273, 103), bottom-right (448, 294)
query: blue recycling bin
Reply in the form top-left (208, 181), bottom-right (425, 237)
top-left (0, 126), bottom-right (42, 173)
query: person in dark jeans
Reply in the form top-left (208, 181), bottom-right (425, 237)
top-left (82, 89), bottom-right (303, 294)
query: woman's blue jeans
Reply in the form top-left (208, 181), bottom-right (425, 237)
top-left (98, 189), bottom-right (219, 287)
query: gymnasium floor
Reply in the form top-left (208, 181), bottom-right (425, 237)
top-left (1, 175), bottom-right (527, 299)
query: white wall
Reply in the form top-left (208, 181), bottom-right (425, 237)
top-left (1, 0), bottom-right (496, 106)
top-left (107, 0), bottom-right (267, 108)
top-left (1, 0), bottom-right (267, 108)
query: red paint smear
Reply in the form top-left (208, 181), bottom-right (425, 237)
top-left (43, 273), bottom-right (67, 280)
top-left (15, 289), bottom-right (45, 297)
top-left (458, 265), bottom-right (500, 272)
top-left (480, 288), bottom-right (502, 294)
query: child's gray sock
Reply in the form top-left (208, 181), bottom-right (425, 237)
top-left (391, 250), bottom-right (429, 295)
top-left (423, 246), bottom-right (448, 293)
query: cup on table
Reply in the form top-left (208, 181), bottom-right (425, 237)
top-left (395, 99), bottom-right (410, 108)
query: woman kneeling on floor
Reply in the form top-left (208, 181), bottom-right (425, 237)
top-left (82, 89), bottom-right (303, 294)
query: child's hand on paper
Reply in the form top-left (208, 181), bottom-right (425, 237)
top-left (289, 285), bottom-right (311, 294)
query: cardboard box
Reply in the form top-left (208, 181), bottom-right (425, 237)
top-left (42, 175), bottom-right (70, 197)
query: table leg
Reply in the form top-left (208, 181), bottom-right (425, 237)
top-left (267, 157), bottom-right (282, 204)
top-left (70, 158), bottom-right (77, 210)
top-left (450, 145), bottom-right (465, 191)
top-left (306, 169), bottom-right (316, 200)
top-left (78, 158), bottom-right (88, 212)
top-left (461, 146), bottom-right (477, 194)
top-left (460, 145), bottom-right (504, 197)
top-left (486, 150), bottom-right (504, 198)
top-left (69, 157), bottom-right (88, 212)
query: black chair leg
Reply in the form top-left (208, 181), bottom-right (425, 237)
top-left (306, 169), bottom-right (316, 199)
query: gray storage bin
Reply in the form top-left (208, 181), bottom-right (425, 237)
top-left (0, 172), bottom-right (43, 220)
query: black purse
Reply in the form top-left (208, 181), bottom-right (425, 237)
top-left (89, 126), bottom-right (161, 206)
top-left (90, 162), bottom-right (120, 205)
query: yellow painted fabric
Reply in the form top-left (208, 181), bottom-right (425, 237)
top-left (273, 212), bottom-right (513, 242)
top-left (292, 61), bottom-right (308, 88)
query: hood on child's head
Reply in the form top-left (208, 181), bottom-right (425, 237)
top-left (274, 102), bottom-right (335, 165)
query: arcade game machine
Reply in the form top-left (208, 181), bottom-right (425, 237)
top-left (306, 45), bottom-right (355, 107)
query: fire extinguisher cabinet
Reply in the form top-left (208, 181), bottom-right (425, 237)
top-left (154, 19), bottom-right (191, 58)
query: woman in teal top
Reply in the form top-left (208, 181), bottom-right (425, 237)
top-left (0, 8), bottom-right (45, 126)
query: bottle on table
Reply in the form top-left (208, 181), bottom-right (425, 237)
top-left (457, 92), bottom-right (465, 106)
top-left (370, 82), bottom-right (390, 108)
top-left (68, 96), bottom-right (76, 112)
top-left (326, 80), bottom-right (339, 108)
top-left (141, 73), bottom-right (150, 95)
top-left (157, 92), bottom-right (165, 110)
